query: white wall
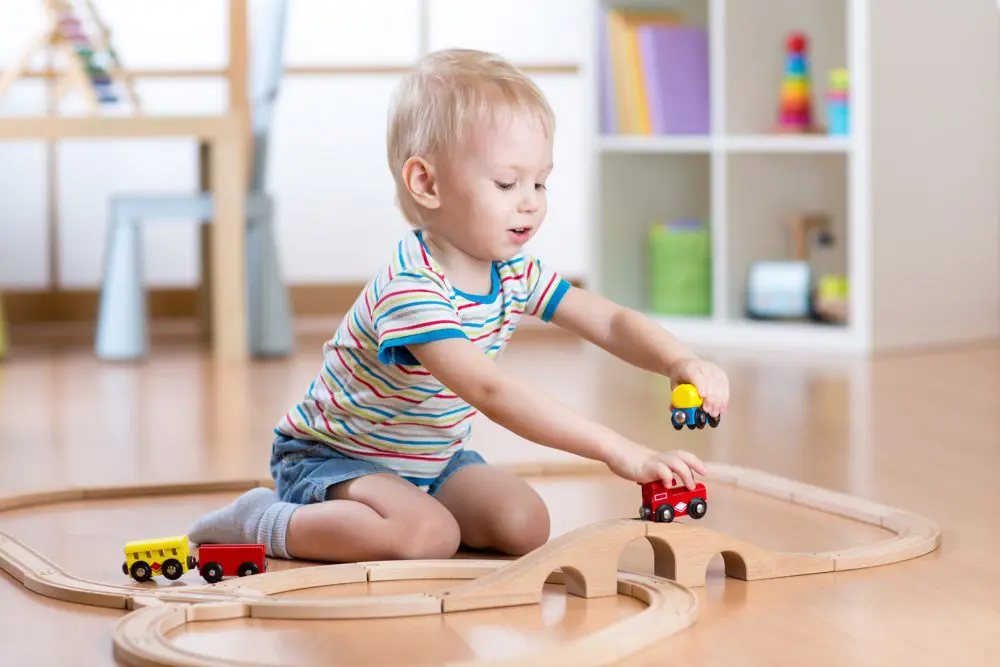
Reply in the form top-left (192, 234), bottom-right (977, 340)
top-left (870, 0), bottom-right (1000, 350)
top-left (0, 0), bottom-right (590, 290)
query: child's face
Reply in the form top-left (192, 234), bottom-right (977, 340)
top-left (430, 107), bottom-right (553, 262)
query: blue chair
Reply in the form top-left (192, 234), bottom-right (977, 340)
top-left (95, 0), bottom-right (293, 360)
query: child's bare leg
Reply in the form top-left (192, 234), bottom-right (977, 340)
top-left (433, 464), bottom-right (550, 556)
top-left (286, 472), bottom-right (461, 563)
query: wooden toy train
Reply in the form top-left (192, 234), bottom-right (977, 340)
top-left (670, 383), bottom-right (721, 430)
top-left (639, 479), bottom-right (708, 523)
top-left (122, 535), bottom-right (266, 584)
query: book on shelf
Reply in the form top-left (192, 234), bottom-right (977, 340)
top-left (599, 7), bottom-right (710, 136)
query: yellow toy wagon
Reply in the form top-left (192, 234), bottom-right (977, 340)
top-left (122, 535), bottom-right (198, 583)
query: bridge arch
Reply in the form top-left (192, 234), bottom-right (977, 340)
top-left (644, 526), bottom-right (754, 587)
top-left (546, 564), bottom-right (588, 598)
top-left (439, 518), bottom-right (795, 613)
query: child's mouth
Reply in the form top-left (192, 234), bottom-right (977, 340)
top-left (509, 227), bottom-right (531, 241)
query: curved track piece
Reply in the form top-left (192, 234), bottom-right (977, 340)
top-left (111, 562), bottom-right (700, 667)
top-left (0, 461), bottom-right (940, 667)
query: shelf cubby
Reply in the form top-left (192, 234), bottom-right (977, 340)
top-left (725, 0), bottom-right (847, 136)
top-left (725, 152), bottom-right (848, 321)
top-left (597, 152), bottom-right (712, 313)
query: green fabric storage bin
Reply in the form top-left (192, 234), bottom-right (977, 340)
top-left (647, 219), bottom-right (712, 316)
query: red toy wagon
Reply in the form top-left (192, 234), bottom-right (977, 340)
top-left (638, 479), bottom-right (708, 523)
top-left (196, 544), bottom-right (267, 583)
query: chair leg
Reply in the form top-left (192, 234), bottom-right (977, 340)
top-left (95, 209), bottom-right (148, 360)
top-left (0, 292), bottom-right (8, 361)
top-left (246, 195), bottom-right (294, 357)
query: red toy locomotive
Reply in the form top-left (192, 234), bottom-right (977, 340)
top-left (196, 544), bottom-right (267, 583)
top-left (638, 479), bottom-right (708, 523)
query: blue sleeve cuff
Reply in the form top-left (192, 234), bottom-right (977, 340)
top-left (540, 278), bottom-right (571, 322)
top-left (377, 328), bottom-right (468, 365)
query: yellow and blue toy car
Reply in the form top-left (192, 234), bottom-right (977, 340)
top-left (670, 383), bottom-right (721, 431)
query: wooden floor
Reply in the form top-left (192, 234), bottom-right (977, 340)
top-left (1, 326), bottom-right (998, 666)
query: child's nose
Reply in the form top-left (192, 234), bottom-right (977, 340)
top-left (518, 191), bottom-right (541, 213)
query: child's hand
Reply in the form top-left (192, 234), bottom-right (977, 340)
top-left (605, 438), bottom-right (708, 490)
top-left (669, 357), bottom-right (729, 417)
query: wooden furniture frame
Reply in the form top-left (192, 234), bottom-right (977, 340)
top-left (0, 0), bottom-right (251, 363)
top-left (0, 460), bottom-right (940, 667)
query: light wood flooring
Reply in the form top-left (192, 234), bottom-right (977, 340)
top-left (1, 327), bottom-right (998, 666)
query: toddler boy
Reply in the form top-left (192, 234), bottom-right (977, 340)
top-left (188, 48), bottom-right (728, 562)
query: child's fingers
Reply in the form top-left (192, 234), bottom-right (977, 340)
top-left (705, 377), bottom-right (728, 416)
top-left (676, 450), bottom-right (708, 476)
top-left (665, 458), bottom-right (695, 489)
top-left (655, 462), bottom-right (676, 487)
top-left (685, 369), bottom-right (707, 397)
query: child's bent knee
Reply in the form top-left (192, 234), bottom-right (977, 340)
top-left (393, 510), bottom-right (461, 560)
top-left (492, 496), bottom-right (550, 556)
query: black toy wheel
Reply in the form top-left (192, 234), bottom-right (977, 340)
top-left (687, 497), bottom-right (707, 519)
top-left (655, 504), bottom-right (674, 523)
top-left (162, 558), bottom-right (183, 581)
top-left (695, 409), bottom-right (707, 429)
top-left (200, 562), bottom-right (224, 584)
top-left (130, 560), bottom-right (152, 583)
top-left (672, 410), bottom-right (686, 428)
top-left (121, 561), bottom-right (128, 576)
top-left (639, 504), bottom-right (652, 521)
top-left (238, 562), bottom-right (260, 577)
top-left (707, 413), bottom-right (721, 428)
top-left (187, 555), bottom-right (198, 570)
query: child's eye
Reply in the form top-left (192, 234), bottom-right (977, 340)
top-left (494, 180), bottom-right (515, 191)
top-left (535, 183), bottom-right (547, 191)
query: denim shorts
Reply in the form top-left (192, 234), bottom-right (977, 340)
top-left (269, 433), bottom-right (487, 504)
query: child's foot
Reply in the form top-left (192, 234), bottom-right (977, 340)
top-left (188, 486), bottom-right (298, 559)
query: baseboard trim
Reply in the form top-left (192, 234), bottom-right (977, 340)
top-left (0, 284), bottom-right (366, 324)
top-left (2, 280), bottom-right (582, 325)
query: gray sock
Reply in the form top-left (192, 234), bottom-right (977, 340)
top-left (188, 486), bottom-right (299, 559)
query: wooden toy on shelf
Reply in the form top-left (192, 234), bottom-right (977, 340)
top-left (815, 274), bottom-right (849, 324)
top-left (789, 212), bottom-right (834, 262)
top-left (639, 479), bottom-right (708, 523)
top-left (0, 0), bottom-right (141, 114)
top-left (776, 32), bottom-right (816, 133)
top-left (788, 212), bottom-right (848, 324)
top-left (670, 382), bottom-right (720, 430)
top-left (121, 535), bottom-right (198, 583)
top-left (197, 544), bottom-right (267, 583)
top-left (746, 212), bottom-right (842, 323)
top-left (826, 67), bottom-right (850, 136)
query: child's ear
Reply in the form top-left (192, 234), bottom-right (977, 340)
top-left (402, 156), bottom-right (441, 210)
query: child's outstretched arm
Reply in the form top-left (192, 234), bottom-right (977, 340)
top-left (548, 286), bottom-right (729, 417)
top-left (407, 337), bottom-right (707, 489)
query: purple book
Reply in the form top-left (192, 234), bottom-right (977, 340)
top-left (598, 9), bottom-right (616, 134)
top-left (637, 25), bottom-right (710, 135)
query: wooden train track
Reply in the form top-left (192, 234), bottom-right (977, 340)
top-left (0, 461), bottom-right (940, 666)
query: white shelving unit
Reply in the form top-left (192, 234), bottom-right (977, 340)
top-left (585, 0), bottom-right (1000, 355)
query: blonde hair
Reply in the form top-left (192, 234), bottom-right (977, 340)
top-left (387, 48), bottom-right (555, 226)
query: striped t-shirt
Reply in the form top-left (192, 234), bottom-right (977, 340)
top-left (274, 229), bottom-right (571, 484)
